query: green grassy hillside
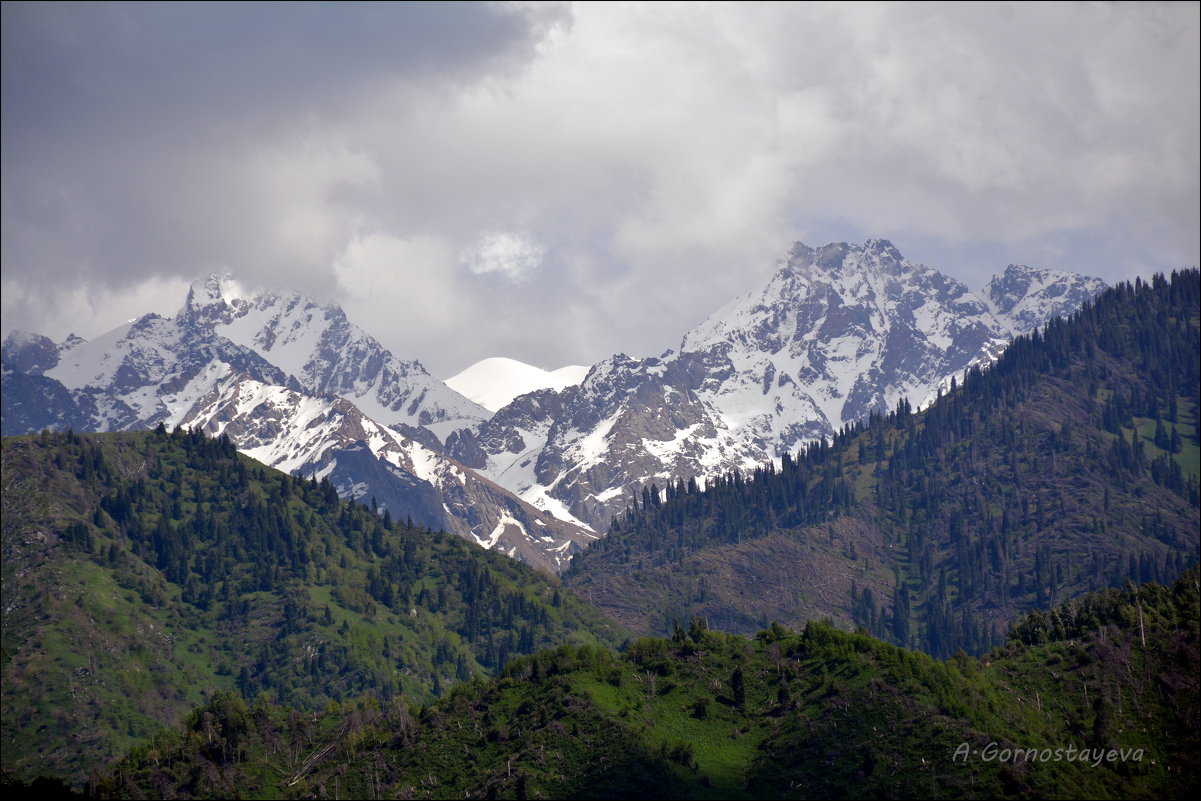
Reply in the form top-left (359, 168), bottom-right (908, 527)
top-left (94, 569), bottom-right (1199, 799)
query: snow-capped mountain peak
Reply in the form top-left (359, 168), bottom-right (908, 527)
top-left (173, 275), bottom-right (490, 437)
top-left (467, 240), bottom-right (1106, 530)
top-left (678, 239), bottom-right (997, 427)
top-left (445, 357), bottom-right (590, 413)
top-left (2, 272), bottom-right (490, 442)
top-left (983, 264), bottom-right (1108, 336)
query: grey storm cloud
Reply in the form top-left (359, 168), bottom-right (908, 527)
top-left (2, 2), bottom-right (1198, 378)
top-left (1, 1), bottom-right (565, 295)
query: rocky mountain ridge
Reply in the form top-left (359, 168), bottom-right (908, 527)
top-left (2, 240), bottom-right (1105, 561)
top-left (458, 240), bottom-right (1106, 528)
top-left (1, 279), bottom-right (588, 571)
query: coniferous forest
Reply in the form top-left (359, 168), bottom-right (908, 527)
top-left (0, 427), bottom-right (619, 785)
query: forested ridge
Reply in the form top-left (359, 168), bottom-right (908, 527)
top-left (0, 427), bottom-right (621, 785)
top-left (565, 270), bottom-right (1200, 655)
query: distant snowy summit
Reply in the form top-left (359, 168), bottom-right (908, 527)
top-left (454, 239), bottom-right (1109, 529)
top-left (445, 357), bottom-right (590, 413)
top-left (1, 240), bottom-right (1109, 557)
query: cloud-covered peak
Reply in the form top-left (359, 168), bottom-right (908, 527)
top-left (186, 274), bottom-right (248, 305)
top-left (780, 239), bottom-right (912, 282)
top-left (180, 274), bottom-right (256, 329)
top-left (2, 330), bottom-right (60, 375)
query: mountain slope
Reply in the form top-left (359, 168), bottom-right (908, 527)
top-left (94, 571), bottom-right (1200, 800)
top-left (0, 429), bottom-right (622, 785)
top-left (184, 276), bottom-right (489, 439)
top-left (1, 279), bottom-right (599, 571)
top-left (563, 270), bottom-right (1201, 654)
top-left (463, 240), bottom-right (1106, 530)
top-left (175, 376), bottom-right (596, 571)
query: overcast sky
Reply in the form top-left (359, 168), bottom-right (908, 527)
top-left (3, 2), bottom-right (1198, 378)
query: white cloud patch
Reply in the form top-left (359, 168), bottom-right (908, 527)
top-left (463, 232), bottom-right (544, 283)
